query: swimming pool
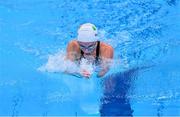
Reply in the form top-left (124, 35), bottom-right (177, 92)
top-left (0, 0), bottom-right (180, 116)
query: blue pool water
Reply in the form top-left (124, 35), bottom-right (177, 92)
top-left (0, 0), bottom-right (180, 116)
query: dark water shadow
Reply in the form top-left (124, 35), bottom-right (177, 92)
top-left (99, 67), bottom-right (144, 116)
top-left (167, 0), bottom-right (177, 6)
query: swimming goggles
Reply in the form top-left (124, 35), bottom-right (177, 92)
top-left (78, 42), bottom-right (97, 52)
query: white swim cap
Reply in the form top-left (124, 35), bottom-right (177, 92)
top-left (77, 23), bottom-right (98, 42)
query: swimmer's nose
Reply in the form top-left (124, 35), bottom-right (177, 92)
top-left (84, 50), bottom-right (89, 53)
top-left (83, 49), bottom-right (91, 53)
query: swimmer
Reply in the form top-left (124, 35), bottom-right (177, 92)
top-left (66, 23), bottom-right (114, 78)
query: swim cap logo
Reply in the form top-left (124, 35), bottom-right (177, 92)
top-left (92, 26), bottom-right (96, 31)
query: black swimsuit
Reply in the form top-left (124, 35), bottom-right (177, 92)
top-left (80, 41), bottom-right (101, 65)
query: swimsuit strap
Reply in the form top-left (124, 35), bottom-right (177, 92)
top-left (80, 49), bottom-right (84, 58)
top-left (95, 41), bottom-right (100, 62)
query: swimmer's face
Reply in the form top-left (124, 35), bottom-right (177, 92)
top-left (78, 41), bottom-right (97, 54)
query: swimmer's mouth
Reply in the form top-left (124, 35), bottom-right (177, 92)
top-left (83, 52), bottom-right (91, 55)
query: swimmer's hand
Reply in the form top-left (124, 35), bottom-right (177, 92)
top-left (97, 71), bottom-right (106, 77)
top-left (97, 66), bottom-right (109, 78)
top-left (64, 69), bottom-right (91, 79)
top-left (80, 69), bottom-right (91, 78)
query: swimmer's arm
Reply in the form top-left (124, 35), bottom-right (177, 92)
top-left (97, 60), bottom-right (110, 77)
top-left (64, 69), bottom-right (91, 79)
top-left (65, 41), bottom-right (91, 78)
top-left (66, 40), bottom-right (79, 61)
top-left (97, 46), bottom-right (114, 77)
top-left (65, 41), bottom-right (86, 78)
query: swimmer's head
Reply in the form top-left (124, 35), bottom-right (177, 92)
top-left (77, 23), bottom-right (98, 42)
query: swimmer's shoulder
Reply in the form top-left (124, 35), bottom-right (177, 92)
top-left (67, 39), bottom-right (80, 52)
top-left (68, 39), bottom-right (79, 48)
top-left (100, 41), bottom-right (114, 53)
top-left (100, 41), bottom-right (114, 58)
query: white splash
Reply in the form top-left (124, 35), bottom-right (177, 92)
top-left (38, 51), bottom-right (95, 75)
top-left (38, 51), bottom-right (77, 73)
top-left (79, 58), bottom-right (94, 75)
